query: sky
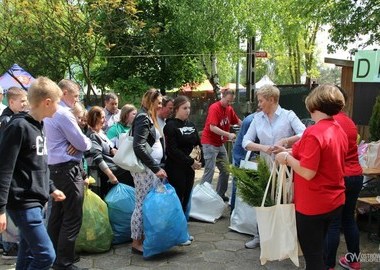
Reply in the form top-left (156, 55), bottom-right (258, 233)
top-left (316, 26), bottom-right (378, 66)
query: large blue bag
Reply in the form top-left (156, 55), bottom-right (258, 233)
top-left (143, 183), bottom-right (189, 258)
top-left (105, 183), bottom-right (135, 244)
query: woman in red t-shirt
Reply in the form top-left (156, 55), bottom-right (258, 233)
top-left (275, 84), bottom-right (348, 270)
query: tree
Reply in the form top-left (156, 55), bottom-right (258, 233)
top-left (327, 0), bottom-right (380, 52)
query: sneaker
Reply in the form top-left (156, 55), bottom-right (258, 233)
top-left (188, 235), bottom-right (194, 241)
top-left (221, 195), bottom-right (229, 202)
top-left (339, 257), bottom-right (361, 270)
top-left (74, 254), bottom-right (80, 263)
top-left (245, 236), bottom-right (260, 249)
top-left (178, 240), bottom-right (192, 246)
top-left (2, 245), bottom-right (18, 259)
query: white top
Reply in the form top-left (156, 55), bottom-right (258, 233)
top-left (150, 128), bottom-right (163, 164)
top-left (0, 103), bottom-right (6, 115)
top-left (242, 105), bottom-right (305, 162)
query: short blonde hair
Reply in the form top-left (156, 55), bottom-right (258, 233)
top-left (28, 77), bottom-right (61, 106)
top-left (305, 84), bottom-right (345, 116)
top-left (6, 87), bottom-right (27, 101)
top-left (256, 85), bottom-right (280, 103)
top-left (71, 102), bottom-right (86, 117)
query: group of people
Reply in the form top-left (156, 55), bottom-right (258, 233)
top-left (0, 78), bottom-right (364, 270)
top-left (227, 84), bottom-right (362, 270)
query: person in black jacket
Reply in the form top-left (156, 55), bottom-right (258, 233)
top-left (85, 106), bottom-right (134, 198)
top-left (0, 87), bottom-right (28, 130)
top-left (164, 96), bottom-right (203, 214)
top-left (0, 77), bottom-right (66, 270)
top-left (130, 89), bottom-right (167, 254)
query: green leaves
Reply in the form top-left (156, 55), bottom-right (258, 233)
top-left (229, 158), bottom-right (272, 207)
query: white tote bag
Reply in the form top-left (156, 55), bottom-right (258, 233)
top-left (189, 182), bottom-right (226, 223)
top-left (113, 133), bottom-right (151, 173)
top-left (229, 151), bottom-right (258, 235)
top-left (255, 164), bottom-right (299, 267)
top-left (229, 193), bottom-right (257, 235)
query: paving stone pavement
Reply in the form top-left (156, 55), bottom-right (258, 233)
top-left (1, 170), bottom-right (379, 269)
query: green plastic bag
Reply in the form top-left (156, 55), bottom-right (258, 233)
top-left (75, 187), bottom-right (113, 253)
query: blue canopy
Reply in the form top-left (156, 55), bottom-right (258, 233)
top-left (0, 64), bottom-right (35, 92)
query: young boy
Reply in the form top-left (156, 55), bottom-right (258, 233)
top-left (0, 86), bottom-right (28, 129)
top-left (0, 77), bottom-right (66, 270)
top-left (0, 87), bottom-right (28, 259)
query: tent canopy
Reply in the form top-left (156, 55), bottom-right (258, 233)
top-left (255, 75), bottom-right (275, 89)
top-left (0, 64), bottom-right (35, 92)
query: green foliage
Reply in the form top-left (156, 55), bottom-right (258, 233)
top-left (327, 0), bottom-right (380, 52)
top-left (369, 95), bottom-right (380, 141)
top-left (112, 77), bottom-right (149, 107)
top-left (229, 158), bottom-right (272, 207)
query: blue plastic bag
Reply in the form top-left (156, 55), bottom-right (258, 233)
top-left (143, 183), bottom-right (188, 258)
top-left (105, 183), bottom-right (135, 244)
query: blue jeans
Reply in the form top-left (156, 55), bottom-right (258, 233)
top-left (325, 175), bottom-right (363, 268)
top-left (7, 207), bottom-right (55, 270)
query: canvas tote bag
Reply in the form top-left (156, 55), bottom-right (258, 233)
top-left (255, 163), bottom-right (299, 267)
top-left (113, 133), bottom-right (152, 173)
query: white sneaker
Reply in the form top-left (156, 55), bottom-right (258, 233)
top-left (178, 240), bottom-right (192, 246)
top-left (245, 236), bottom-right (260, 249)
top-left (188, 235), bottom-right (194, 241)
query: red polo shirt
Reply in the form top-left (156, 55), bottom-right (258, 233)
top-left (201, 101), bottom-right (240, 147)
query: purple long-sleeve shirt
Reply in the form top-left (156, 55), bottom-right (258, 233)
top-left (44, 101), bottom-right (91, 165)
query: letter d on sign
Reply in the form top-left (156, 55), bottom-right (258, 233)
top-left (356, 59), bottom-right (370, 78)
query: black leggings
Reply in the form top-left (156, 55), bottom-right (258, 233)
top-left (165, 163), bottom-right (195, 213)
top-left (296, 206), bottom-right (342, 270)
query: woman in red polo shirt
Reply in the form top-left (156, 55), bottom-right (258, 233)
top-left (275, 84), bottom-right (348, 270)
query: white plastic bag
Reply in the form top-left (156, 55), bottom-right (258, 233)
top-left (363, 140), bottom-right (380, 169)
top-left (229, 151), bottom-right (258, 235)
top-left (229, 193), bottom-right (257, 235)
top-left (255, 164), bottom-right (299, 267)
top-left (239, 151), bottom-right (258, 170)
top-left (189, 182), bottom-right (226, 223)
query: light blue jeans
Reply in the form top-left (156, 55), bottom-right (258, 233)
top-left (200, 144), bottom-right (230, 197)
top-left (7, 207), bottom-right (55, 270)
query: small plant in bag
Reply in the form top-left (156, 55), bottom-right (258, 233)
top-left (229, 158), bottom-right (273, 207)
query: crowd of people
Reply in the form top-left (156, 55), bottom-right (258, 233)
top-left (0, 79), bottom-right (365, 270)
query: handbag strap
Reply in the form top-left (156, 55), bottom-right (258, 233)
top-left (260, 162), bottom-right (278, 207)
top-left (260, 163), bottom-right (290, 207)
top-left (244, 151), bottom-right (251, 162)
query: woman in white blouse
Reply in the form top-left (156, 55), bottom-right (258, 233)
top-left (241, 84), bottom-right (306, 249)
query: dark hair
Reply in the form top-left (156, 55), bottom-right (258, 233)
top-left (104, 93), bottom-right (118, 102)
top-left (162, 95), bottom-right (174, 107)
top-left (173, 95), bottom-right (190, 115)
top-left (87, 106), bottom-right (103, 128)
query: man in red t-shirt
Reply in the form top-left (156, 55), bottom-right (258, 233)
top-left (200, 90), bottom-right (241, 201)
